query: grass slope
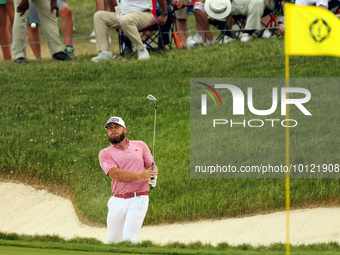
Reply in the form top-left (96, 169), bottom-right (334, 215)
top-left (1, 37), bottom-right (339, 226)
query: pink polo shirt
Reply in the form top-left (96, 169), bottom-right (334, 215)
top-left (98, 139), bottom-right (153, 194)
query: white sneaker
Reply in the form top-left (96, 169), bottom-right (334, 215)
top-left (137, 48), bottom-right (150, 60)
top-left (262, 30), bottom-right (271, 39)
top-left (90, 30), bottom-right (95, 37)
top-left (240, 33), bottom-right (252, 43)
top-left (186, 38), bottom-right (198, 48)
top-left (91, 51), bottom-right (114, 62)
top-left (220, 35), bottom-right (235, 44)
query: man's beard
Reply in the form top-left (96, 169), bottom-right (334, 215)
top-left (108, 133), bottom-right (125, 144)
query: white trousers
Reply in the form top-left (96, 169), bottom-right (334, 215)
top-left (107, 195), bottom-right (149, 243)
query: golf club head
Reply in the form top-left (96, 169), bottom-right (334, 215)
top-left (147, 94), bottom-right (157, 102)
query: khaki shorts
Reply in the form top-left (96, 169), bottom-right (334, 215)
top-left (175, 0), bottom-right (189, 19)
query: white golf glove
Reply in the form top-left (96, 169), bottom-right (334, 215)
top-left (149, 176), bottom-right (157, 187)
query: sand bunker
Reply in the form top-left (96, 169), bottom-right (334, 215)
top-left (0, 181), bottom-right (339, 246)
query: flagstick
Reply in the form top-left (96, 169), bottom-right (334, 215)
top-left (285, 54), bottom-right (290, 255)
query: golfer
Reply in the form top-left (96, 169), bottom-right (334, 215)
top-left (98, 116), bottom-right (158, 243)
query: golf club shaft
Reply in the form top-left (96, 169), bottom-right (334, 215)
top-left (150, 101), bottom-right (157, 188)
top-left (152, 102), bottom-right (157, 164)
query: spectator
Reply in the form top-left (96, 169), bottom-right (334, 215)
top-left (195, 0), bottom-right (274, 43)
top-left (91, 0), bottom-right (168, 62)
top-left (11, 0), bottom-right (71, 63)
top-left (0, 0), bottom-right (14, 61)
top-left (27, 0), bottom-right (75, 59)
top-left (120, 0), bottom-right (173, 54)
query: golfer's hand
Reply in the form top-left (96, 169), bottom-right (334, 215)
top-left (140, 167), bottom-right (158, 181)
top-left (50, 0), bottom-right (59, 16)
top-left (17, 0), bottom-right (29, 16)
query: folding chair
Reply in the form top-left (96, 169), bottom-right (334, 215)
top-left (208, 16), bottom-right (237, 43)
top-left (168, 14), bottom-right (178, 49)
top-left (260, 0), bottom-right (284, 37)
top-left (329, 0), bottom-right (340, 15)
top-left (119, 0), bottom-right (166, 58)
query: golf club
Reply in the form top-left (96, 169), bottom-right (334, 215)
top-left (147, 94), bottom-right (157, 188)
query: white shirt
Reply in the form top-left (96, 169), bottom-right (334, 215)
top-left (119, 0), bottom-right (153, 15)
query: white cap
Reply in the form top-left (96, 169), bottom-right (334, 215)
top-left (104, 117), bottom-right (126, 128)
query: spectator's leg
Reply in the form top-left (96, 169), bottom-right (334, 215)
top-left (176, 19), bottom-right (187, 33)
top-left (244, 0), bottom-right (264, 31)
top-left (175, 6), bottom-right (188, 33)
top-left (0, 6), bottom-right (11, 60)
top-left (194, 9), bottom-right (213, 42)
top-left (96, 0), bottom-right (105, 11)
top-left (33, 0), bottom-right (63, 56)
top-left (6, 1), bottom-right (14, 22)
top-left (12, 0), bottom-right (29, 60)
top-left (119, 11), bottom-right (155, 51)
top-left (195, 18), bottom-right (204, 40)
top-left (107, 0), bottom-right (116, 12)
top-left (58, 6), bottom-right (73, 46)
top-left (27, 24), bottom-right (41, 58)
top-left (93, 11), bottom-right (119, 52)
top-left (5, 1), bottom-right (14, 40)
top-left (26, 2), bottom-right (41, 58)
top-left (90, 0), bottom-right (107, 37)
